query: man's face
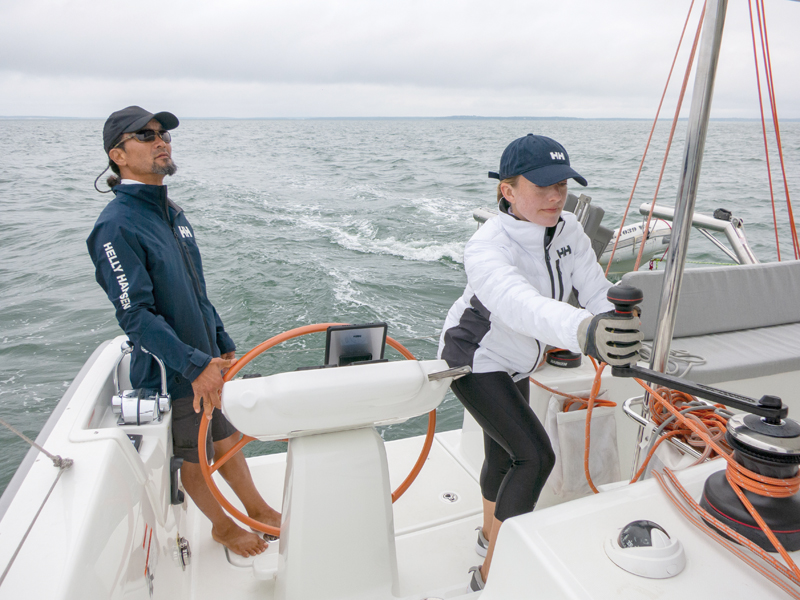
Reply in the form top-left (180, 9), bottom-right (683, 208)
top-left (109, 119), bottom-right (177, 184)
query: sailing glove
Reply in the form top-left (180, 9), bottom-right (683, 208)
top-left (577, 311), bottom-right (643, 367)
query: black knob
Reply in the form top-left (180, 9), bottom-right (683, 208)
top-left (608, 285), bottom-right (643, 316)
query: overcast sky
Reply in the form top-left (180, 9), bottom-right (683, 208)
top-left (1, 0), bottom-right (798, 119)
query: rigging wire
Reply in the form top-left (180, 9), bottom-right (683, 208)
top-left (0, 418), bottom-right (73, 587)
top-left (604, 0), bottom-right (700, 276)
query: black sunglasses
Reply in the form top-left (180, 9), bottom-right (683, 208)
top-left (115, 129), bottom-right (172, 148)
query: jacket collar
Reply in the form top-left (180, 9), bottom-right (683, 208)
top-left (497, 199), bottom-right (564, 249)
top-left (112, 183), bottom-right (183, 219)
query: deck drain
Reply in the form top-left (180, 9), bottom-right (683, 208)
top-left (440, 491), bottom-right (460, 503)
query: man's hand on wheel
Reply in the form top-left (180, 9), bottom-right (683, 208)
top-left (192, 357), bottom-right (237, 419)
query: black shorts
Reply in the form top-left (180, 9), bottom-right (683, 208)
top-left (171, 395), bottom-right (239, 464)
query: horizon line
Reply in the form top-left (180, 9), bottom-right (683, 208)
top-left (1, 115), bottom-right (793, 122)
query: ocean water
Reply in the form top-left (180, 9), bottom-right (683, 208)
top-left (0, 117), bottom-right (798, 495)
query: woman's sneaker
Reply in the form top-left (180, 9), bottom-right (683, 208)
top-left (467, 565), bottom-right (485, 592)
top-left (475, 527), bottom-right (489, 557)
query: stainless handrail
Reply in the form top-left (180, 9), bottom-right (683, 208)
top-left (638, 202), bottom-right (758, 265)
top-left (622, 396), bottom-right (702, 460)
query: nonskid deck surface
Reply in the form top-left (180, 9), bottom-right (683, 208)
top-left (184, 432), bottom-right (484, 599)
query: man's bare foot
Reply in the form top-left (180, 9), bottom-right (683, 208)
top-left (211, 520), bottom-right (268, 557)
top-left (251, 506), bottom-right (281, 529)
top-left (249, 506), bottom-right (282, 539)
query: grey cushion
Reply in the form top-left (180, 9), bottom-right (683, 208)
top-left (620, 261), bottom-right (800, 385)
top-left (621, 261), bottom-right (800, 340)
top-left (667, 323), bottom-right (800, 384)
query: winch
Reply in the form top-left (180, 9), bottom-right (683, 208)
top-left (609, 285), bottom-right (800, 552)
top-left (700, 413), bottom-right (800, 551)
top-left (111, 340), bottom-right (172, 425)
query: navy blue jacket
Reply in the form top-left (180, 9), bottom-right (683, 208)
top-left (87, 184), bottom-right (235, 399)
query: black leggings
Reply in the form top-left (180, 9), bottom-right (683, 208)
top-left (451, 372), bottom-right (555, 522)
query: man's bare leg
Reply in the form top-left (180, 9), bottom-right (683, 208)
top-left (180, 461), bottom-right (268, 557)
top-left (213, 433), bottom-right (281, 530)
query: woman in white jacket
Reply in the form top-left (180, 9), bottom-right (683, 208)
top-left (439, 134), bottom-right (641, 592)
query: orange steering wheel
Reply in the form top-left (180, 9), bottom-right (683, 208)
top-left (197, 323), bottom-right (437, 538)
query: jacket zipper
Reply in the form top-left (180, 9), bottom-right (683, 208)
top-left (162, 199), bottom-right (217, 354)
top-left (535, 221), bottom-right (564, 371)
top-left (544, 245), bottom-right (556, 300)
top-left (555, 259), bottom-right (564, 301)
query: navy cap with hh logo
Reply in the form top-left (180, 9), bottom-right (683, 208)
top-left (103, 106), bottom-right (179, 154)
top-left (488, 134), bottom-right (587, 187)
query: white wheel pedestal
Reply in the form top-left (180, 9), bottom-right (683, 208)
top-left (275, 427), bottom-right (398, 600)
top-left (221, 359), bottom-right (454, 600)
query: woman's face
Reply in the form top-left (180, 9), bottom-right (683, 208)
top-left (502, 177), bottom-right (568, 227)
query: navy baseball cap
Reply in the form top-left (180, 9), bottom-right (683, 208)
top-left (488, 134), bottom-right (587, 187)
top-left (103, 106), bottom-right (179, 154)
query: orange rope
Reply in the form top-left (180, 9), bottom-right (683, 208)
top-left (654, 469), bottom-right (800, 598)
top-left (573, 361), bottom-right (800, 593)
top-left (748, 0), bottom-right (782, 261)
top-left (629, 386), bottom-right (727, 483)
top-left (604, 0), bottom-right (699, 276)
top-left (636, 379), bottom-right (800, 497)
top-left (754, 0), bottom-right (799, 259)
top-left (581, 363), bottom-right (607, 493)
top-left (635, 379), bottom-right (800, 585)
top-left (646, 388), bottom-right (728, 453)
top-left (531, 363), bottom-right (614, 494)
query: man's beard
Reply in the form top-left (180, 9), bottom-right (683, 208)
top-left (153, 159), bottom-right (178, 176)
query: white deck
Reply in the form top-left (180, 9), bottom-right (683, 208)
top-left (2, 334), bottom-right (800, 599)
top-left (186, 431), bottom-right (485, 599)
top-left (484, 460), bottom-right (800, 600)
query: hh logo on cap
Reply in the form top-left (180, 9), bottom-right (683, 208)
top-left (550, 152), bottom-right (565, 161)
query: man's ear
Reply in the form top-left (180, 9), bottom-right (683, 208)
top-left (108, 147), bottom-right (126, 168)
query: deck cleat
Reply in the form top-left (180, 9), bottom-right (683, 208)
top-left (700, 413), bottom-right (800, 552)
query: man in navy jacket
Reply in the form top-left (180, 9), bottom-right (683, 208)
top-left (88, 106), bottom-right (279, 557)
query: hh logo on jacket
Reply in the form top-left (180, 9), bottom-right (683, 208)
top-left (557, 245), bottom-right (572, 258)
top-left (178, 226), bottom-right (193, 239)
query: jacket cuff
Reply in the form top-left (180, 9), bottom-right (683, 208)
top-left (566, 308), bottom-right (594, 353)
top-left (183, 349), bottom-right (212, 382)
top-left (217, 332), bottom-right (236, 356)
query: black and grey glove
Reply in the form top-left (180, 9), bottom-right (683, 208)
top-left (577, 311), bottom-right (643, 367)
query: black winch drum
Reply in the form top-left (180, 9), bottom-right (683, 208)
top-left (699, 414), bottom-right (800, 552)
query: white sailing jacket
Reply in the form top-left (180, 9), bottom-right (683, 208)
top-left (438, 202), bottom-right (614, 379)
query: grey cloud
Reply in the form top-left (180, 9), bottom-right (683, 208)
top-left (0, 0), bottom-right (797, 117)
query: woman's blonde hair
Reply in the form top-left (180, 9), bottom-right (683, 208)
top-left (497, 175), bottom-right (521, 203)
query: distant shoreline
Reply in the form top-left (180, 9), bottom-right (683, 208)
top-left (2, 115), bottom-right (797, 122)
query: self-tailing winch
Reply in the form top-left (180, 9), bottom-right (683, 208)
top-left (610, 285), bottom-right (800, 552)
